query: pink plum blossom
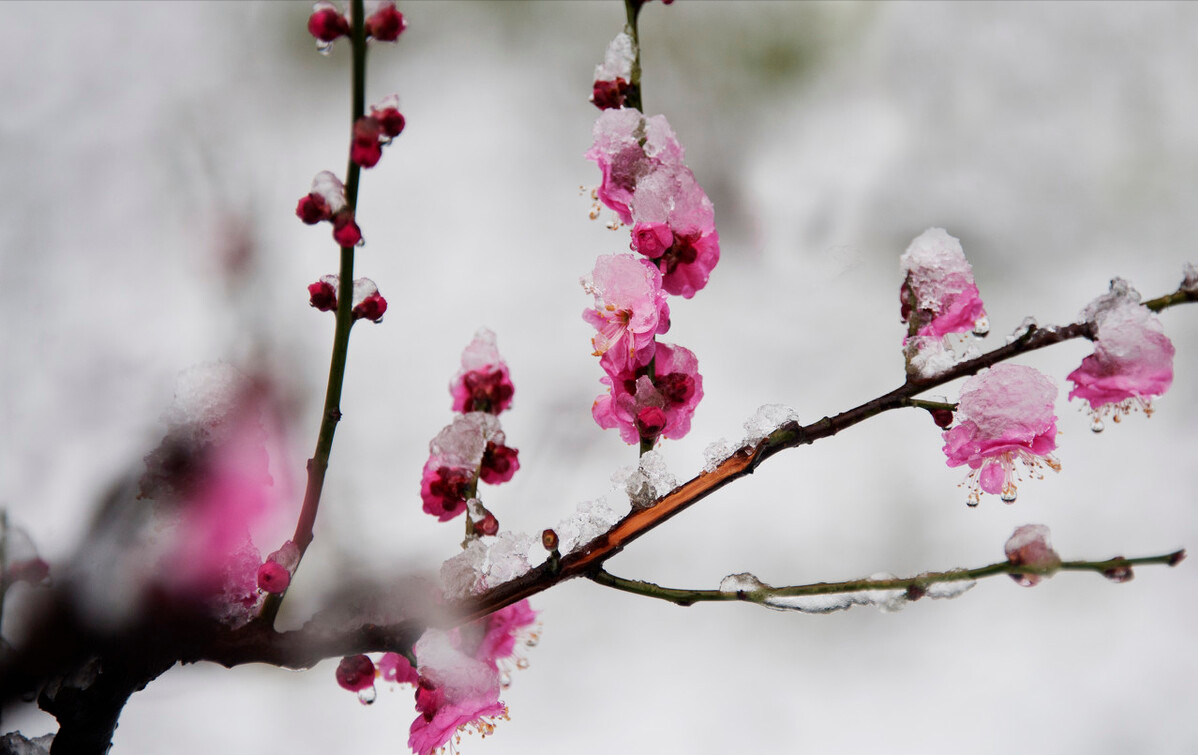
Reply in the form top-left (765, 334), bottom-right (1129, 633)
top-left (588, 110), bottom-right (721, 298)
top-left (582, 254), bottom-right (670, 376)
top-left (472, 600), bottom-right (538, 670)
top-left (1004, 524), bottom-right (1061, 587)
top-left (590, 32), bottom-right (634, 110)
top-left (942, 364), bottom-right (1060, 505)
top-left (479, 441), bottom-right (519, 485)
top-left (409, 630), bottom-right (507, 755)
top-left (450, 329), bottom-right (515, 414)
top-left (592, 342), bottom-right (702, 445)
top-left (900, 228), bottom-right (987, 338)
top-left (1067, 278), bottom-right (1174, 422)
top-left (379, 652), bottom-right (420, 685)
top-left (420, 413), bottom-right (507, 521)
top-left (586, 109), bottom-right (686, 225)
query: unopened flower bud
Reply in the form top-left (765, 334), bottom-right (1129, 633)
top-left (296, 192), bottom-right (332, 225)
top-left (256, 561), bottom-right (291, 593)
top-left (929, 407), bottom-right (954, 429)
top-left (542, 529), bottom-right (559, 551)
top-left (352, 293), bottom-right (387, 323)
top-left (351, 116), bottom-right (384, 168)
top-left (332, 210), bottom-right (362, 247)
top-left (308, 2), bottom-right (351, 42)
top-left (591, 78), bottom-right (630, 111)
top-left (365, 2), bottom-right (406, 42)
top-left (308, 278), bottom-right (337, 311)
top-left (635, 406), bottom-right (668, 439)
top-left (335, 654), bottom-right (376, 692)
top-left (1102, 562), bottom-right (1135, 583)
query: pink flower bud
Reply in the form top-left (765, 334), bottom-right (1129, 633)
top-left (421, 464), bottom-right (475, 521)
top-left (308, 3), bottom-right (351, 43)
top-left (631, 222), bottom-right (673, 259)
top-left (308, 277), bottom-right (337, 311)
top-left (256, 560), bottom-right (290, 593)
top-left (351, 116), bottom-right (384, 168)
top-left (374, 108), bottom-right (405, 138)
top-left (331, 210), bottom-right (362, 247)
top-left (378, 652), bottom-right (419, 684)
top-left (474, 511), bottom-right (499, 537)
top-left (295, 192), bottom-right (332, 224)
top-left (335, 654), bottom-right (377, 692)
top-left (635, 406), bottom-right (668, 438)
top-left (1004, 524), bottom-right (1061, 587)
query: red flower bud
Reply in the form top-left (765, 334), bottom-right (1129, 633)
top-left (365, 2), bottom-right (406, 42)
top-left (332, 210), bottom-right (362, 247)
top-left (308, 279), bottom-right (337, 311)
top-left (296, 192), bottom-right (332, 224)
top-left (308, 5), bottom-right (351, 43)
top-left (352, 293), bottom-right (387, 323)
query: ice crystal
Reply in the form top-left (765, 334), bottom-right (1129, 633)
top-left (743, 404), bottom-right (799, 445)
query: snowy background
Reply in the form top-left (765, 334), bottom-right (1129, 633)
top-left (3, 1), bottom-right (1197, 753)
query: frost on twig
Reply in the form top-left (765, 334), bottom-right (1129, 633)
top-left (718, 571), bottom-right (975, 615)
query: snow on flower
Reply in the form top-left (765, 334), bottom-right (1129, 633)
top-left (900, 228), bottom-right (988, 377)
top-left (304, 275), bottom-right (387, 323)
top-left (586, 109), bottom-right (721, 298)
top-left (592, 341), bottom-right (702, 445)
top-left (582, 254), bottom-right (670, 376)
top-left (409, 630), bottom-right (508, 755)
top-left (1004, 524), bottom-right (1061, 587)
top-left (942, 364), bottom-right (1060, 505)
top-left (470, 600), bottom-right (539, 671)
top-left (1067, 278), bottom-right (1174, 426)
top-left (420, 413), bottom-right (508, 521)
top-left (590, 32), bottom-right (634, 110)
top-left (364, 1), bottom-right (406, 42)
top-left (450, 328), bottom-right (515, 414)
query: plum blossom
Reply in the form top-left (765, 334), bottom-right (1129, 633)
top-left (587, 109), bottom-right (721, 298)
top-left (410, 630), bottom-right (507, 755)
top-left (1067, 278), bottom-right (1174, 425)
top-left (420, 413), bottom-right (509, 521)
top-left (592, 342), bottom-right (702, 445)
top-left (308, 1), bottom-right (350, 45)
top-left (1004, 524), bottom-right (1061, 587)
top-left (900, 228), bottom-right (988, 377)
top-left (450, 329), bottom-right (515, 414)
top-left (942, 364), bottom-right (1060, 505)
top-left (582, 254), bottom-right (670, 376)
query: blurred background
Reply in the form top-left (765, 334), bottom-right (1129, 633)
top-left (2, 1), bottom-right (1196, 753)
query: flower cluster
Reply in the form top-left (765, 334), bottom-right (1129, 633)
top-left (899, 227), bottom-right (989, 378)
top-left (296, 171), bottom-right (363, 247)
top-left (352, 94), bottom-right (407, 168)
top-left (582, 44), bottom-right (718, 448)
top-left (308, 1), bottom-right (407, 53)
top-left (420, 333), bottom-right (520, 530)
top-left (942, 364), bottom-right (1060, 505)
top-left (306, 274), bottom-right (388, 323)
top-left (1067, 278), bottom-right (1174, 427)
top-left (333, 601), bottom-right (538, 755)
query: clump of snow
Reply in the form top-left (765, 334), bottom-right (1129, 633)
top-left (430, 412), bottom-right (503, 469)
top-left (440, 540), bottom-right (490, 599)
top-left (438, 532), bottom-right (538, 601)
top-left (743, 404), bottom-right (799, 445)
top-left (553, 497), bottom-right (623, 555)
top-left (1181, 262), bottom-right (1198, 294)
top-left (718, 572), bottom-right (766, 594)
top-left (594, 32), bottom-right (634, 83)
top-left (702, 437), bottom-right (735, 473)
top-left (617, 449), bottom-right (676, 509)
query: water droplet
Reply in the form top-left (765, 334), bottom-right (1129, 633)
top-left (357, 686), bottom-right (377, 705)
top-left (966, 498), bottom-right (979, 508)
top-left (516, 658), bottom-right (530, 670)
top-left (355, 237), bottom-right (366, 248)
top-left (1000, 488), bottom-right (1018, 503)
top-left (525, 635), bottom-right (539, 647)
top-left (972, 316), bottom-right (990, 336)
top-left (498, 670), bottom-right (512, 688)
top-left (1090, 418), bottom-right (1105, 433)
top-left (317, 40), bottom-right (334, 56)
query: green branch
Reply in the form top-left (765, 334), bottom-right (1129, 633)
top-left (589, 549), bottom-right (1186, 608)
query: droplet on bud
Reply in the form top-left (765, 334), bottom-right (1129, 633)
top-left (317, 40), bottom-right (334, 56)
top-left (1091, 418), bottom-right (1105, 433)
top-left (357, 686), bottom-right (377, 705)
top-left (972, 316), bottom-right (990, 336)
